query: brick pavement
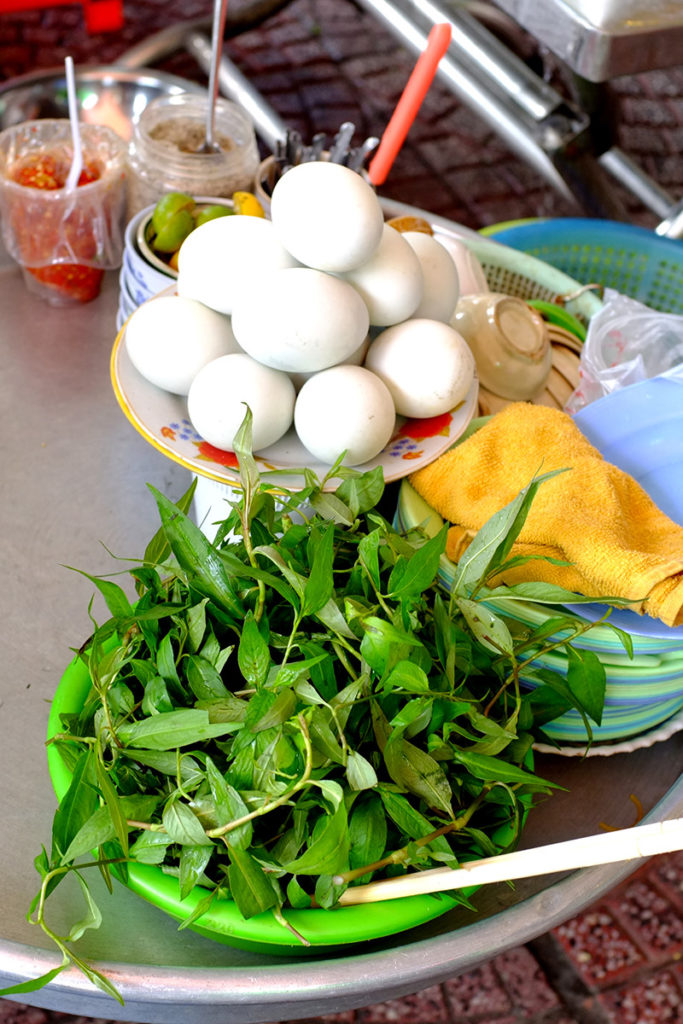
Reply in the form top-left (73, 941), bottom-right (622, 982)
top-left (0, 2), bottom-right (682, 1022)
top-left (2, 0), bottom-right (683, 230)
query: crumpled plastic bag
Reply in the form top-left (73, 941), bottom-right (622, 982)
top-left (565, 289), bottom-right (683, 413)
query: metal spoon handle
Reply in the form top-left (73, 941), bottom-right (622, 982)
top-left (205, 0), bottom-right (229, 151)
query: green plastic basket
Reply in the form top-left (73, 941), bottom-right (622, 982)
top-left (454, 234), bottom-right (603, 325)
top-left (484, 218), bottom-right (683, 314)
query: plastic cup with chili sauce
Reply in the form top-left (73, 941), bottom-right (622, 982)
top-left (0, 119), bottom-right (127, 305)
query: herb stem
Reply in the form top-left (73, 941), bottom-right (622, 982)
top-left (336, 792), bottom-right (488, 884)
top-left (206, 714), bottom-right (313, 838)
top-left (484, 616), bottom-right (606, 716)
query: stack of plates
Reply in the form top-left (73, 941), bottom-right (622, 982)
top-left (117, 204), bottom-right (174, 330)
top-left (396, 372), bottom-right (683, 750)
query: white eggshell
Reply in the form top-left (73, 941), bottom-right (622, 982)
top-left (294, 364), bottom-right (396, 465)
top-left (270, 161), bottom-right (384, 272)
top-left (340, 224), bottom-right (424, 327)
top-left (288, 334), bottom-right (370, 391)
top-left (187, 352), bottom-right (295, 452)
top-left (124, 294), bottom-right (241, 395)
top-left (231, 266), bottom-right (370, 372)
top-left (177, 215), bottom-right (298, 315)
top-left (364, 319), bottom-right (475, 418)
top-left (436, 235), bottom-right (489, 295)
top-left (401, 231), bottom-right (460, 322)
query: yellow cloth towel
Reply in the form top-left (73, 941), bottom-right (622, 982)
top-left (410, 403), bottom-right (683, 627)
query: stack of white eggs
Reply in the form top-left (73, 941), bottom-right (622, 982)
top-left (124, 161), bottom-right (475, 466)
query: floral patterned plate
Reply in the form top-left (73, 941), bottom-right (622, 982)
top-left (110, 324), bottom-right (479, 492)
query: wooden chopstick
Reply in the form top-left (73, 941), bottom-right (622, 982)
top-left (336, 817), bottom-right (683, 905)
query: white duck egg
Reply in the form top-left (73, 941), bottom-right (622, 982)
top-left (270, 161), bottom-right (384, 272)
top-left (288, 333), bottom-right (370, 391)
top-left (401, 230), bottom-right (460, 322)
top-left (231, 266), bottom-right (370, 373)
top-left (295, 364), bottom-right (396, 466)
top-left (177, 215), bottom-right (298, 315)
top-left (187, 352), bottom-right (295, 452)
top-left (124, 294), bottom-right (241, 395)
top-left (364, 319), bottom-right (475, 418)
top-left (340, 223), bottom-right (424, 327)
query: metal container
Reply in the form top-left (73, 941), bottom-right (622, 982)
top-left (0, 65), bottom-right (204, 141)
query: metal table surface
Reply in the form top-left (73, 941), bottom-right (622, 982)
top-left (1, 251), bottom-right (682, 1024)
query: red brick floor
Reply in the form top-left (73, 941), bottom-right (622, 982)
top-left (0, 1), bottom-right (682, 1022)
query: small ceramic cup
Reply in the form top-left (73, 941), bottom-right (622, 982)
top-left (452, 292), bottom-right (552, 400)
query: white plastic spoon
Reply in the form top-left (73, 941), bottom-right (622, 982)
top-left (64, 56), bottom-right (83, 191)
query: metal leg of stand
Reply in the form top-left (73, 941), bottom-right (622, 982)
top-left (355, 0), bottom-right (634, 218)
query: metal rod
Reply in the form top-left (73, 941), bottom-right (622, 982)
top-left (354, 0), bottom-right (580, 204)
top-left (185, 31), bottom-right (288, 151)
top-left (598, 146), bottom-right (676, 218)
top-left (407, 0), bottom-right (564, 121)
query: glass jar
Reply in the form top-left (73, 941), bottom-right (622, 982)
top-left (126, 93), bottom-right (260, 217)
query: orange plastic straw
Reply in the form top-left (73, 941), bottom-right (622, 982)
top-left (368, 22), bottom-right (452, 186)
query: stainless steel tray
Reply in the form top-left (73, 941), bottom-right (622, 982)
top-left (1, 253), bottom-right (681, 1024)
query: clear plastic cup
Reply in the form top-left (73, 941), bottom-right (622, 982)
top-left (0, 119), bottom-right (127, 304)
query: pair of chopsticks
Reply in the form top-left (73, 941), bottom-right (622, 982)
top-left (336, 817), bottom-right (683, 905)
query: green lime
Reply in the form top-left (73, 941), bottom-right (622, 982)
top-left (194, 204), bottom-right (234, 228)
top-left (151, 192), bottom-right (195, 236)
top-left (152, 208), bottom-right (195, 253)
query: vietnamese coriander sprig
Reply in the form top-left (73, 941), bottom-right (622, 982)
top-left (0, 408), bottom-right (632, 1005)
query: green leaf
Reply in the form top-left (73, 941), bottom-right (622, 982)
top-left (51, 748), bottom-right (98, 861)
top-left (452, 750), bottom-right (557, 788)
top-left (129, 830), bottom-right (171, 865)
top-left (336, 466), bottom-right (385, 516)
top-left (358, 529), bottom-right (382, 591)
top-left (308, 489), bottom-right (355, 526)
top-left (302, 523), bottom-right (335, 617)
top-left (457, 598), bottom-right (514, 655)
top-left (382, 660), bottom-right (431, 693)
top-left (179, 844), bottom-right (213, 899)
top-left (227, 844), bottom-right (278, 918)
top-left (285, 800), bottom-right (349, 875)
top-left (143, 477), bottom-right (197, 571)
top-left (94, 756), bottom-right (130, 858)
top-left (387, 524), bottom-right (447, 599)
top-left (68, 872), bottom-right (103, 942)
top-left (565, 646), bottom-right (606, 725)
top-left (186, 654), bottom-right (230, 701)
top-left (237, 612), bottom-right (271, 689)
top-left (61, 795), bottom-right (158, 863)
top-left (205, 757), bottom-right (253, 850)
top-left (360, 616), bottom-right (422, 675)
top-left (162, 798), bottom-right (213, 846)
top-left (454, 470), bottom-right (566, 594)
top-left (232, 405), bottom-right (261, 498)
top-left (348, 794), bottom-right (387, 880)
top-left (117, 709), bottom-right (239, 749)
top-left (186, 599), bottom-right (209, 652)
top-left (149, 485), bottom-right (244, 619)
top-left (383, 734), bottom-right (453, 815)
top-left (69, 570), bottom-right (133, 619)
top-left (346, 749), bottom-right (378, 790)
top-left (378, 789), bottom-right (452, 855)
top-left (0, 965), bottom-right (68, 998)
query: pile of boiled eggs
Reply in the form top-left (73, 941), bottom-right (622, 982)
top-left (124, 160), bottom-right (476, 466)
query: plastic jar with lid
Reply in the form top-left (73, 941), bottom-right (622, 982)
top-left (126, 93), bottom-right (260, 217)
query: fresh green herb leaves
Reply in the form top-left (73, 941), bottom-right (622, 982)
top-left (7, 412), bottom-right (624, 1004)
